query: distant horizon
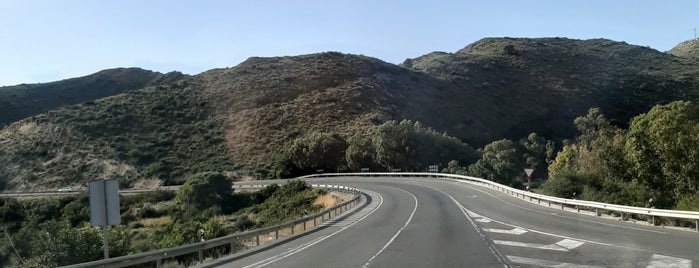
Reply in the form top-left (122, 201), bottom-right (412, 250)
top-left (2, 1), bottom-right (698, 86)
top-left (1, 35), bottom-right (692, 87)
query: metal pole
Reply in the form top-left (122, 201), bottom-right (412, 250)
top-left (102, 226), bottom-right (109, 259)
top-left (102, 181), bottom-right (110, 259)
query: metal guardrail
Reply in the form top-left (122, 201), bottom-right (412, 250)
top-left (61, 184), bottom-right (362, 268)
top-left (302, 172), bottom-right (699, 231)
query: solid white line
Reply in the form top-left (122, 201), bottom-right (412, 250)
top-left (508, 255), bottom-right (603, 268)
top-left (242, 190), bottom-right (383, 268)
top-left (646, 254), bottom-right (692, 268)
top-left (361, 188), bottom-right (419, 267)
top-left (482, 228), bottom-right (528, 235)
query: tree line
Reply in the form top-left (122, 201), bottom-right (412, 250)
top-left (541, 101), bottom-right (699, 211)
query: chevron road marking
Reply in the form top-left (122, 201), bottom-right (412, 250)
top-left (494, 238), bottom-right (584, 252)
top-left (507, 255), bottom-right (603, 268)
top-left (646, 254), bottom-right (691, 268)
top-left (482, 228), bottom-right (528, 235)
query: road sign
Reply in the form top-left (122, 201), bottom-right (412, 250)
top-left (89, 179), bottom-right (120, 226)
top-left (89, 179), bottom-right (120, 259)
top-left (524, 168), bottom-right (534, 177)
top-left (428, 165), bottom-right (439, 173)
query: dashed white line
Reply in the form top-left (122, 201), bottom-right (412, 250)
top-left (362, 188), bottom-right (419, 267)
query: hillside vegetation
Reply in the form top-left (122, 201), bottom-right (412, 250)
top-left (3, 37), bottom-right (699, 191)
top-left (0, 68), bottom-right (186, 128)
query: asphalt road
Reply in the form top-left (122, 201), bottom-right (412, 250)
top-left (198, 177), bottom-right (699, 267)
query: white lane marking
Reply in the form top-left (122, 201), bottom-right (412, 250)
top-left (556, 239), bottom-right (585, 250)
top-left (646, 254), bottom-right (692, 268)
top-left (242, 190), bottom-right (383, 268)
top-left (475, 218), bottom-right (492, 223)
top-left (493, 238), bottom-right (584, 252)
top-left (362, 188), bottom-right (419, 268)
top-left (462, 206), bottom-right (617, 248)
top-left (392, 177), bottom-right (668, 234)
top-left (508, 255), bottom-right (603, 268)
top-left (418, 184), bottom-right (509, 267)
top-left (449, 180), bottom-right (668, 234)
top-left (482, 228), bottom-right (528, 235)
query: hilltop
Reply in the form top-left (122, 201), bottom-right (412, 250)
top-left (3, 37), bottom-right (699, 190)
top-left (0, 68), bottom-right (186, 128)
top-left (403, 37), bottom-right (699, 142)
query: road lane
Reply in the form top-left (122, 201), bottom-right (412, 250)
top-left (203, 181), bottom-right (504, 267)
top-left (194, 176), bottom-right (698, 267)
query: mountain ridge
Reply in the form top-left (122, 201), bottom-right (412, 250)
top-left (2, 37), bottom-right (699, 190)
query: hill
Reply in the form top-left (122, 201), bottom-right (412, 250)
top-left (3, 37), bottom-right (699, 190)
top-left (668, 38), bottom-right (699, 60)
top-left (403, 37), bottom-right (699, 142)
top-left (0, 68), bottom-right (186, 128)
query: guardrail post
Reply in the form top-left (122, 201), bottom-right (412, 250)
top-left (275, 229), bottom-right (279, 240)
top-left (548, 201), bottom-right (551, 207)
top-left (256, 235), bottom-right (260, 246)
top-left (596, 208), bottom-right (600, 216)
top-left (651, 216), bottom-right (655, 226)
top-left (576, 205), bottom-right (580, 212)
top-left (303, 220), bottom-right (307, 231)
top-left (198, 248), bottom-right (203, 264)
top-left (156, 259), bottom-right (162, 268)
top-left (561, 203), bottom-right (564, 210)
top-left (291, 223), bottom-right (295, 235)
top-left (620, 211), bottom-right (624, 220)
top-left (695, 220), bottom-right (698, 232)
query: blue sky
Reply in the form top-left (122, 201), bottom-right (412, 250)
top-left (1, 0), bottom-right (697, 86)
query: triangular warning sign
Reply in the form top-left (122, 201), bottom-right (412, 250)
top-left (524, 168), bottom-right (534, 177)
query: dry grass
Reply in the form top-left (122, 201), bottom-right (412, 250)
top-left (139, 216), bottom-right (171, 227)
top-left (313, 191), bottom-right (354, 209)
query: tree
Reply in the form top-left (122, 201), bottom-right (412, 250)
top-left (374, 120), bottom-right (419, 171)
top-left (625, 101), bottom-right (699, 207)
top-left (442, 160), bottom-right (467, 175)
top-left (174, 172), bottom-right (233, 215)
top-left (468, 139), bottom-right (522, 187)
top-left (288, 132), bottom-right (348, 172)
top-left (345, 132), bottom-right (378, 171)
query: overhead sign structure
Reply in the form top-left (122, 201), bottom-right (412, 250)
top-left (89, 179), bottom-right (120, 259)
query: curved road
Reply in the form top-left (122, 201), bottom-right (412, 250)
top-left (200, 177), bottom-right (698, 267)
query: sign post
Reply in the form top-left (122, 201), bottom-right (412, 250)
top-left (89, 179), bottom-right (120, 259)
top-left (524, 168), bottom-right (534, 190)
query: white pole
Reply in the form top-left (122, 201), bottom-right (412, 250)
top-left (102, 181), bottom-right (109, 259)
top-left (102, 226), bottom-right (109, 259)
